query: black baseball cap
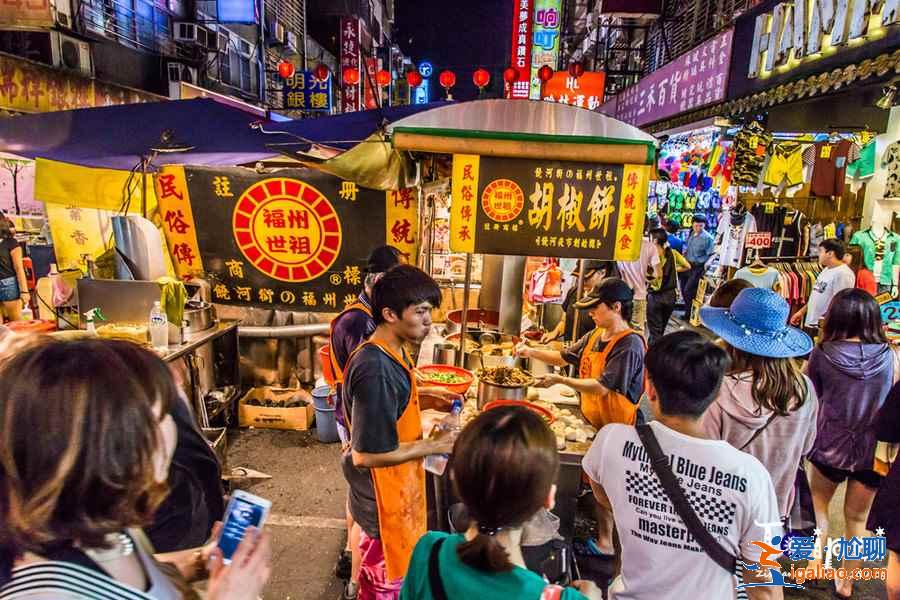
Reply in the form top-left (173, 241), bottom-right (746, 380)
top-left (574, 277), bottom-right (634, 309)
top-left (574, 259), bottom-right (607, 276)
top-left (364, 245), bottom-right (402, 274)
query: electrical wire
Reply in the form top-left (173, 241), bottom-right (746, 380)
top-left (34, 285), bottom-right (79, 330)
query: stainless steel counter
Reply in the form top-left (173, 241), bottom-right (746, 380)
top-left (160, 320), bottom-right (240, 363)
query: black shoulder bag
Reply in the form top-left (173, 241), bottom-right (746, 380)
top-left (636, 424), bottom-right (737, 574)
top-left (428, 538), bottom-right (450, 600)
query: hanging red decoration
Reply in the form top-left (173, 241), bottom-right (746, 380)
top-left (406, 70), bottom-right (423, 88)
top-left (375, 69), bottom-right (391, 87)
top-left (277, 60), bottom-right (295, 79)
top-left (438, 70), bottom-right (456, 89)
top-left (342, 67), bottom-right (360, 85)
top-left (503, 67), bottom-right (519, 84)
top-left (538, 65), bottom-right (554, 83)
top-left (313, 63), bottom-right (330, 82)
top-left (473, 68), bottom-right (491, 89)
top-left (568, 62), bottom-right (585, 78)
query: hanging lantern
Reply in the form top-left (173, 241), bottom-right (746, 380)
top-left (538, 65), bottom-right (554, 82)
top-left (503, 67), bottom-right (519, 84)
top-left (375, 69), bottom-right (391, 87)
top-left (342, 67), bottom-right (360, 85)
top-left (472, 68), bottom-right (491, 89)
top-left (568, 62), bottom-right (585, 78)
top-left (277, 60), bottom-right (295, 79)
top-left (313, 63), bottom-right (330, 82)
top-left (439, 70), bottom-right (456, 89)
top-left (406, 70), bottom-right (423, 88)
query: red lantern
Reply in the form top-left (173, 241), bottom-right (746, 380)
top-left (406, 70), bottom-right (423, 88)
top-left (438, 70), bottom-right (456, 89)
top-left (277, 60), bottom-right (295, 79)
top-left (568, 62), bottom-right (585, 78)
top-left (503, 67), bottom-right (519, 84)
top-left (375, 69), bottom-right (391, 87)
top-left (342, 67), bottom-right (360, 86)
top-left (313, 63), bottom-right (330, 82)
top-left (473, 68), bottom-right (491, 89)
top-left (538, 65), bottom-right (554, 82)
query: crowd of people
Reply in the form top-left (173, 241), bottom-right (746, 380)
top-left (0, 232), bottom-right (896, 600)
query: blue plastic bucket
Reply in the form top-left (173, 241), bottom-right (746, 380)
top-left (311, 385), bottom-right (339, 443)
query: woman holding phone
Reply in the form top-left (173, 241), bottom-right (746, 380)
top-left (0, 339), bottom-right (271, 599)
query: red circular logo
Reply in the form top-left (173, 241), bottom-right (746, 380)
top-left (481, 179), bottom-right (525, 223)
top-left (232, 178), bottom-right (342, 282)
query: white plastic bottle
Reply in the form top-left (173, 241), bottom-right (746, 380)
top-left (149, 301), bottom-right (169, 350)
top-left (423, 398), bottom-right (463, 476)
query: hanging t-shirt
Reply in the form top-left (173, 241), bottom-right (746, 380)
top-left (846, 140), bottom-right (876, 179)
top-left (731, 125), bottom-right (773, 187)
top-left (715, 210), bottom-right (758, 269)
top-left (882, 141), bottom-right (900, 198)
top-left (582, 421), bottom-right (781, 600)
top-left (734, 266), bottom-right (780, 290)
top-left (803, 140), bottom-right (860, 197)
top-left (805, 264), bottom-right (856, 327)
top-left (775, 210), bottom-right (805, 258)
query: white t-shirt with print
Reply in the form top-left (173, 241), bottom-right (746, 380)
top-left (582, 421), bottom-right (781, 600)
top-left (617, 239), bottom-right (661, 301)
top-left (804, 263), bottom-right (856, 327)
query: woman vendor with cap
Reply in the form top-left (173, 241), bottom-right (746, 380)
top-left (518, 277), bottom-right (646, 430)
top-left (541, 260), bottom-right (617, 344)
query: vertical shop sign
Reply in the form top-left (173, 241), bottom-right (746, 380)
top-left (601, 28), bottom-right (732, 127)
top-left (0, 0), bottom-right (52, 29)
top-left (541, 71), bottom-right (605, 109)
top-left (386, 188), bottom-right (419, 263)
top-left (155, 166), bottom-right (203, 279)
top-left (340, 16), bottom-right (360, 113)
top-left (450, 155), bottom-right (649, 260)
top-left (363, 56), bottom-right (378, 109)
top-left (509, 0), bottom-right (533, 99)
top-left (529, 0), bottom-right (562, 99)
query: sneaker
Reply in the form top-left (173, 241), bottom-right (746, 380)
top-left (334, 550), bottom-right (352, 580)
top-left (340, 581), bottom-right (358, 600)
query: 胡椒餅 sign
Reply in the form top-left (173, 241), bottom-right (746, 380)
top-left (449, 155), bottom-right (650, 261)
top-left (154, 166), bottom-right (417, 311)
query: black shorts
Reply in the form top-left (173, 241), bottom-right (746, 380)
top-left (810, 459), bottom-right (883, 490)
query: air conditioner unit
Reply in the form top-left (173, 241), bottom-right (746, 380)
top-left (174, 22), bottom-right (210, 47)
top-left (285, 30), bottom-right (299, 54)
top-left (51, 0), bottom-right (73, 29)
top-left (238, 38), bottom-right (252, 57)
top-left (271, 20), bottom-right (285, 44)
top-left (196, 26), bottom-right (210, 49)
top-left (51, 31), bottom-right (92, 76)
top-left (217, 32), bottom-right (229, 52)
top-left (167, 62), bottom-right (197, 98)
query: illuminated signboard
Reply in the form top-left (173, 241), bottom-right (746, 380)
top-left (529, 0), bottom-right (562, 99)
top-left (216, 0), bottom-right (256, 23)
top-left (509, 0), bottom-right (533, 99)
top-left (541, 71), bottom-right (605, 110)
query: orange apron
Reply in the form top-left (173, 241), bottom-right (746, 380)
top-left (578, 328), bottom-right (644, 429)
top-left (347, 339), bottom-right (426, 581)
top-left (328, 301), bottom-right (373, 386)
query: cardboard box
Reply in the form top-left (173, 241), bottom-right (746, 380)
top-left (238, 387), bottom-right (315, 431)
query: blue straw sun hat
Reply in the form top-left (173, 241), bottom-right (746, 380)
top-left (699, 287), bottom-right (813, 358)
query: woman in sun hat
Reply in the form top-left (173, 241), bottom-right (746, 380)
top-left (699, 287), bottom-right (818, 521)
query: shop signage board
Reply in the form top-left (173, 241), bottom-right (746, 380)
top-left (156, 166), bottom-right (417, 311)
top-left (216, 0), bottom-right (255, 24)
top-left (339, 16), bottom-right (360, 113)
top-left (0, 0), bottom-right (52, 29)
top-left (363, 56), bottom-right (378, 110)
top-left (600, 28), bottom-right (733, 127)
top-left (541, 71), bottom-right (605, 110)
top-left (282, 71), bottom-right (332, 111)
top-left (449, 155), bottom-right (649, 261)
top-left (745, 232), bottom-right (773, 249)
top-left (509, 0), bottom-right (533, 99)
top-left (529, 0), bottom-right (562, 99)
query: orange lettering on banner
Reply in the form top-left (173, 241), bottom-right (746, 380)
top-left (155, 166), bottom-right (203, 278)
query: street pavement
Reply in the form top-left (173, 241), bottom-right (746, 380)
top-left (227, 428), bottom-right (888, 599)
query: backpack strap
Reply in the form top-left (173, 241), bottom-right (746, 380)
top-left (428, 537), bottom-right (449, 600)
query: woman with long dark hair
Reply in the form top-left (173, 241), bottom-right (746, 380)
top-left (400, 406), bottom-right (599, 600)
top-left (806, 288), bottom-right (898, 598)
top-left (0, 219), bottom-right (28, 321)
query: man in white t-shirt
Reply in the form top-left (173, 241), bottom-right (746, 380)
top-left (582, 331), bottom-right (783, 600)
top-left (617, 235), bottom-right (661, 335)
top-left (790, 238), bottom-right (856, 332)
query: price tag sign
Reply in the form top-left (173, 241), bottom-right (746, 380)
top-left (745, 232), bottom-right (773, 250)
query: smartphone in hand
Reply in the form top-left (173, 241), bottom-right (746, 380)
top-left (217, 490), bottom-right (272, 564)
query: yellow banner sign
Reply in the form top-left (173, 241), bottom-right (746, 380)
top-left (155, 166), bottom-right (203, 279)
top-left (386, 188), bottom-right (419, 264)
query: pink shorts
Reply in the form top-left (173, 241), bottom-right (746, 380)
top-left (358, 531), bottom-right (404, 600)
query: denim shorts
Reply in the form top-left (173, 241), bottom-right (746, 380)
top-left (0, 276), bottom-right (19, 302)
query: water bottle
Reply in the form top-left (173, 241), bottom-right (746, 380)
top-left (149, 301), bottom-right (169, 350)
top-left (424, 398), bottom-right (464, 476)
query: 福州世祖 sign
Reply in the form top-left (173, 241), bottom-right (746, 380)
top-left (155, 166), bottom-right (417, 311)
top-left (449, 155), bottom-right (649, 261)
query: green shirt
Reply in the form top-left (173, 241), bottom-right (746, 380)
top-left (846, 140), bottom-right (876, 179)
top-left (400, 532), bottom-right (587, 600)
top-left (849, 229), bottom-right (900, 285)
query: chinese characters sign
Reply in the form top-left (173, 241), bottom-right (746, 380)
top-left (0, 0), bottom-right (52, 30)
top-left (156, 166), bottom-right (400, 311)
top-left (386, 188), bottom-right (419, 262)
top-left (602, 28), bottom-right (733, 127)
top-left (450, 155), bottom-right (649, 260)
top-left (529, 0), bottom-right (562, 99)
top-left (541, 71), bottom-right (605, 110)
top-left (509, 0), bottom-right (533, 99)
top-left (340, 16), bottom-right (360, 113)
top-left (282, 71), bottom-right (332, 111)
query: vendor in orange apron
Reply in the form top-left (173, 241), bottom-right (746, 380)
top-left (341, 265), bottom-right (455, 600)
top-left (517, 277), bottom-right (647, 429)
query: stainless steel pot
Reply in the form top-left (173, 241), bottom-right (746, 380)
top-left (465, 351), bottom-right (522, 372)
top-left (184, 300), bottom-right (215, 334)
top-left (476, 378), bottom-right (533, 409)
top-left (432, 343), bottom-right (457, 366)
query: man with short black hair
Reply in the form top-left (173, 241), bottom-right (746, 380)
top-left (342, 265), bottom-right (456, 599)
top-left (790, 238), bottom-right (855, 334)
top-left (682, 214), bottom-right (716, 307)
top-left (582, 331), bottom-right (783, 599)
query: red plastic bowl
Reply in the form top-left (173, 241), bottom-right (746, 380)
top-left (482, 400), bottom-right (556, 424)
top-left (418, 365), bottom-right (474, 394)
